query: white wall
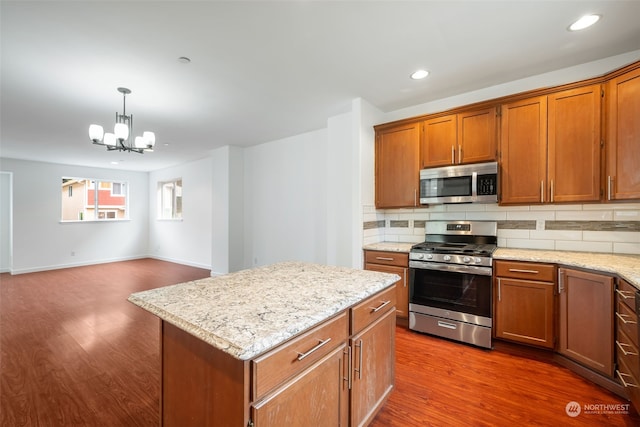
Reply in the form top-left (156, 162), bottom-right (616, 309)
top-left (0, 172), bottom-right (12, 272)
top-left (0, 158), bottom-right (149, 274)
top-left (244, 129), bottom-right (328, 268)
top-left (149, 156), bottom-right (212, 270)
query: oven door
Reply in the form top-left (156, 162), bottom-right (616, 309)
top-left (409, 263), bottom-right (492, 320)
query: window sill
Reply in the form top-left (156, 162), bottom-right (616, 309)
top-left (156, 218), bottom-right (183, 222)
top-left (60, 219), bottom-right (131, 224)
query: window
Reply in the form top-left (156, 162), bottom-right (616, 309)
top-left (61, 178), bottom-right (128, 221)
top-left (158, 179), bottom-right (182, 219)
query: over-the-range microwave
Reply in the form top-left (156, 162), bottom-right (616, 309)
top-left (419, 161), bottom-right (498, 205)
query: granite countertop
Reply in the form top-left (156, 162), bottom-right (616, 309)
top-left (363, 242), bottom-right (640, 289)
top-left (494, 248), bottom-right (640, 289)
top-left (128, 261), bottom-right (399, 361)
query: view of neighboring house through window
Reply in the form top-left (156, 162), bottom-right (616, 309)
top-left (61, 178), bottom-right (128, 221)
top-left (158, 179), bottom-right (182, 219)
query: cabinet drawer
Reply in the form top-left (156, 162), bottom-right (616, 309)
top-left (616, 279), bottom-right (638, 314)
top-left (364, 250), bottom-right (409, 267)
top-left (351, 286), bottom-right (396, 335)
top-left (617, 355), bottom-right (640, 390)
top-left (495, 260), bottom-right (555, 282)
top-left (617, 328), bottom-right (640, 381)
top-left (251, 311), bottom-right (348, 401)
top-left (616, 299), bottom-right (638, 345)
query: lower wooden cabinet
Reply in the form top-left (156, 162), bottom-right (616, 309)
top-left (494, 261), bottom-right (556, 349)
top-left (251, 343), bottom-right (349, 427)
top-left (364, 250), bottom-right (409, 320)
top-left (558, 268), bottom-right (614, 377)
top-left (350, 308), bottom-right (396, 427)
top-left (615, 279), bottom-right (640, 409)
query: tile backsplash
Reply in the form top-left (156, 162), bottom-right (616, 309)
top-left (363, 203), bottom-right (640, 255)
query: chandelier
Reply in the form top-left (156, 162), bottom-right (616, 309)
top-left (89, 87), bottom-right (156, 154)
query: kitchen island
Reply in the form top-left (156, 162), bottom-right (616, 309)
top-left (128, 261), bottom-right (399, 427)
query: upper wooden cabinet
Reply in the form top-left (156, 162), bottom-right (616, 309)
top-left (420, 107), bottom-right (497, 168)
top-left (500, 96), bottom-right (548, 204)
top-left (607, 66), bottom-right (640, 201)
top-left (501, 85), bottom-right (602, 205)
top-left (547, 84), bottom-right (602, 203)
top-left (375, 122), bottom-right (420, 208)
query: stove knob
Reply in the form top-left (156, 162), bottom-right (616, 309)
top-left (443, 255), bottom-right (451, 261)
top-left (474, 257), bottom-right (482, 263)
top-left (416, 253), bottom-right (424, 260)
top-left (426, 254), bottom-right (433, 260)
top-left (463, 256), bottom-right (471, 263)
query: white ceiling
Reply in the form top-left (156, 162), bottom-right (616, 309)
top-left (2, 1), bottom-right (640, 172)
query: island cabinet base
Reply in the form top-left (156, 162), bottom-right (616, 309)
top-left (161, 321), bottom-right (251, 427)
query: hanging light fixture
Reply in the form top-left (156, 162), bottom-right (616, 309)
top-left (89, 87), bottom-right (156, 154)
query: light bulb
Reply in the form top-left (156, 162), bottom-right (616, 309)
top-left (89, 124), bottom-right (104, 142)
top-left (114, 122), bottom-right (129, 141)
top-left (134, 136), bottom-right (146, 149)
top-left (104, 133), bottom-right (117, 147)
top-left (143, 131), bottom-right (156, 147)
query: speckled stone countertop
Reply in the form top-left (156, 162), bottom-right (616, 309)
top-left (363, 242), bottom-right (415, 253)
top-left (494, 248), bottom-right (640, 290)
top-left (128, 261), bottom-right (399, 361)
top-left (363, 242), bottom-right (640, 289)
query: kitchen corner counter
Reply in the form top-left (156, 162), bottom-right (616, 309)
top-left (494, 248), bottom-right (640, 290)
top-left (128, 261), bottom-right (399, 360)
top-left (363, 242), bottom-right (414, 253)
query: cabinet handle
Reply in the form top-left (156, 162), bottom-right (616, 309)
top-left (451, 146), bottom-right (455, 164)
top-left (607, 176), bottom-right (613, 201)
top-left (508, 268), bottom-right (539, 274)
top-left (616, 312), bottom-right (638, 325)
top-left (616, 340), bottom-right (639, 356)
top-left (296, 338), bottom-right (331, 361)
top-left (375, 257), bottom-right (394, 261)
top-left (414, 188), bottom-right (417, 206)
top-left (616, 289), bottom-right (635, 300)
top-left (616, 370), bottom-right (639, 388)
top-left (458, 145), bottom-right (462, 164)
top-left (354, 340), bottom-right (363, 379)
top-left (540, 181), bottom-right (545, 203)
top-left (497, 278), bottom-right (501, 302)
top-left (550, 180), bottom-right (554, 203)
top-left (370, 300), bottom-right (391, 313)
top-left (344, 346), bottom-right (352, 390)
top-left (558, 270), bottom-right (565, 293)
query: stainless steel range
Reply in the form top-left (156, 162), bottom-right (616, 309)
top-left (409, 220), bottom-right (497, 349)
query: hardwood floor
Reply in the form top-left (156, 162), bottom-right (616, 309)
top-left (1, 259), bottom-right (638, 426)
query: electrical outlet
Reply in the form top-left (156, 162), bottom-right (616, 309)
top-left (536, 220), bottom-right (545, 231)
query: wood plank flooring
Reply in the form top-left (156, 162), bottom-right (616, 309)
top-left (2, 259), bottom-right (639, 426)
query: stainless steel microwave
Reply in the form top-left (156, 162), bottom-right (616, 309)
top-left (419, 161), bottom-right (498, 204)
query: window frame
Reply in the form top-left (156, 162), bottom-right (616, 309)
top-left (60, 177), bottom-right (130, 223)
top-left (157, 178), bottom-right (183, 220)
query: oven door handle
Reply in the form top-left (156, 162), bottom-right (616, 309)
top-left (409, 261), bottom-right (493, 276)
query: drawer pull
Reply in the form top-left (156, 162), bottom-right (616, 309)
top-left (370, 300), bottom-right (391, 313)
top-left (375, 256), bottom-right (395, 261)
top-left (508, 268), bottom-right (539, 274)
top-left (616, 340), bottom-right (639, 356)
top-left (354, 340), bottom-right (363, 379)
top-left (616, 370), bottom-right (639, 388)
top-left (616, 289), bottom-right (635, 300)
top-left (344, 346), bottom-right (352, 390)
top-left (437, 320), bottom-right (457, 330)
top-left (296, 338), bottom-right (331, 361)
top-left (616, 312), bottom-right (638, 325)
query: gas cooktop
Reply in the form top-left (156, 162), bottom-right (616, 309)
top-left (411, 242), bottom-right (497, 256)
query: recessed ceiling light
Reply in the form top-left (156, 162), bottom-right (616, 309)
top-left (411, 69), bottom-right (430, 80)
top-left (110, 161), bottom-right (119, 165)
top-left (568, 14), bottom-right (601, 31)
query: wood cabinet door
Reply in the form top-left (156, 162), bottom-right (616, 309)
top-left (375, 123), bottom-right (420, 208)
top-left (350, 308), bottom-right (395, 427)
top-left (548, 84), bottom-right (602, 203)
top-left (500, 96), bottom-right (548, 204)
top-left (495, 277), bottom-right (555, 349)
top-left (365, 263), bottom-right (408, 319)
top-left (421, 114), bottom-right (457, 168)
top-left (457, 107), bottom-right (497, 164)
top-left (607, 66), bottom-right (640, 201)
top-left (558, 268), bottom-right (614, 377)
top-left (251, 343), bottom-right (349, 427)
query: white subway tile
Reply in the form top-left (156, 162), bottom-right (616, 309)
top-left (531, 204), bottom-right (582, 211)
top-left (505, 239), bottom-right (555, 250)
top-left (446, 204), bottom-right (486, 212)
top-left (583, 231), bottom-right (640, 243)
top-left (613, 242), bottom-right (640, 255)
top-left (506, 211), bottom-right (556, 221)
top-left (530, 230), bottom-right (582, 241)
top-left (614, 210), bottom-right (640, 220)
top-left (556, 240), bottom-right (613, 253)
top-left (498, 229), bottom-right (530, 239)
top-left (555, 210), bottom-right (613, 221)
top-left (466, 211), bottom-right (508, 221)
top-left (429, 212), bottom-right (466, 221)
